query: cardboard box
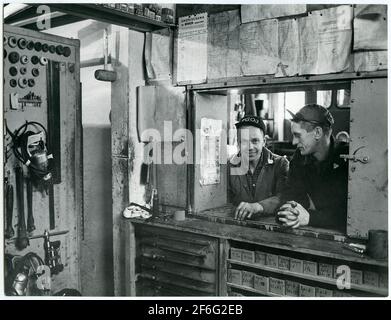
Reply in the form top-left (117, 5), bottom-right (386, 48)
top-left (229, 269), bottom-right (242, 285)
top-left (230, 248), bottom-right (242, 261)
top-left (255, 251), bottom-right (266, 265)
top-left (241, 250), bottom-right (255, 264)
top-left (285, 280), bottom-right (299, 296)
top-left (350, 269), bottom-right (363, 285)
top-left (254, 275), bottom-right (269, 293)
top-left (269, 277), bottom-right (285, 295)
top-left (316, 287), bottom-right (333, 297)
top-left (299, 284), bottom-right (316, 297)
top-left (363, 271), bottom-right (379, 287)
top-left (303, 260), bottom-right (318, 275)
top-left (242, 271), bottom-right (255, 288)
top-left (278, 256), bottom-right (290, 270)
top-left (290, 258), bottom-right (303, 273)
top-left (318, 263), bottom-right (334, 278)
top-left (266, 254), bottom-right (279, 268)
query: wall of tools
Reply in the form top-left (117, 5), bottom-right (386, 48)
top-left (3, 25), bottom-right (81, 295)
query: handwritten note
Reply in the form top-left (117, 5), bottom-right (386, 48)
top-left (241, 4), bottom-right (306, 23)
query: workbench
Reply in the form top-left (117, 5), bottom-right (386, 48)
top-left (124, 213), bottom-right (388, 297)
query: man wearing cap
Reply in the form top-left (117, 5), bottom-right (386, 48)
top-left (229, 115), bottom-right (289, 221)
top-left (277, 104), bottom-right (348, 231)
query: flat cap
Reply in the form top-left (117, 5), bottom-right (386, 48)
top-left (235, 115), bottom-right (266, 133)
top-left (288, 104), bottom-right (334, 127)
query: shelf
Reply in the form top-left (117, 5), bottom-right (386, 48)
top-left (227, 259), bottom-right (388, 296)
top-left (46, 4), bottom-right (175, 32)
top-left (227, 282), bottom-right (279, 297)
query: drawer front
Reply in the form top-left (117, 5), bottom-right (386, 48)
top-left (135, 225), bottom-right (219, 296)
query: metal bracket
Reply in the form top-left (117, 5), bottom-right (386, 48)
top-left (340, 146), bottom-right (369, 164)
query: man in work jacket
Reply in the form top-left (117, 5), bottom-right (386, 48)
top-left (229, 115), bottom-right (289, 221)
top-left (277, 104), bottom-right (348, 232)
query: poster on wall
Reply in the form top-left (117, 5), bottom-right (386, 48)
top-left (208, 10), bottom-right (241, 80)
top-left (353, 4), bottom-right (387, 51)
top-left (354, 51), bottom-right (388, 72)
top-left (276, 19), bottom-right (300, 77)
top-left (200, 118), bottom-right (222, 186)
top-left (176, 13), bottom-right (208, 84)
top-left (145, 29), bottom-right (172, 80)
top-left (241, 4), bottom-right (306, 23)
top-left (240, 19), bottom-right (279, 76)
top-left (299, 5), bottom-right (353, 75)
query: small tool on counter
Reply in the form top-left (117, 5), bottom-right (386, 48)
top-left (26, 178), bottom-right (35, 234)
top-left (15, 166), bottom-right (29, 250)
top-left (5, 177), bottom-right (15, 239)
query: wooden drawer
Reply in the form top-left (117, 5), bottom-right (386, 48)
top-left (135, 225), bottom-right (219, 296)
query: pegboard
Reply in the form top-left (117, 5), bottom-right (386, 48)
top-left (3, 25), bottom-right (81, 294)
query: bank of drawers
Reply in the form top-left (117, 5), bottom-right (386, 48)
top-left (227, 244), bottom-right (388, 297)
top-left (135, 226), bottom-right (218, 296)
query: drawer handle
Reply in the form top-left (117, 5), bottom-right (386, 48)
top-left (142, 252), bottom-right (166, 261)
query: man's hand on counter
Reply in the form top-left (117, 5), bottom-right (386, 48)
top-left (277, 201), bottom-right (309, 228)
top-left (234, 202), bottom-right (264, 221)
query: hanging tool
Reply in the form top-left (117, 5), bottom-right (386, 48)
top-left (43, 230), bottom-right (64, 275)
top-left (15, 166), bottom-right (29, 250)
top-left (26, 178), bottom-right (35, 234)
top-left (5, 177), bottom-right (15, 239)
top-left (94, 28), bottom-right (117, 82)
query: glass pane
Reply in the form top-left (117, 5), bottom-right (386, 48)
top-left (284, 91), bottom-right (306, 119)
top-left (337, 89), bottom-right (351, 108)
top-left (317, 90), bottom-right (332, 108)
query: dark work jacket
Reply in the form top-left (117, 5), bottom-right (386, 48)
top-left (283, 137), bottom-right (348, 231)
top-left (228, 147), bottom-right (289, 215)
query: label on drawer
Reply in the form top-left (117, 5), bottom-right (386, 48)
top-left (318, 263), bottom-right (334, 278)
top-left (299, 284), bottom-right (316, 297)
top-left (316, 287), bottom-right (333, 297)
top-left (379, 272), bottom-right (388, 288)
top-left (229, 269), bottom-right (242, 285)
top-left (242, 271), bottom-right (255, 288)
top-left (278, 256), bottom-right (290, 270)
top-left (350, 269), bottom-right (363, 285)
top-left (266, 254), bottom-right (279, 268)
top-left (290, 258), bottom-right (303, 273)
top-left (363, 271), bottom-right (379, 287)
top-left (303, 260), bottom-right (318, 275)
top-left (269, 277), bottom-right (285, 295)
top-left (285, 280), bottom-right (299, 297)
top-left (241, 250), bottom-right (255, 264)
top-left (255, 251), bottom-right (266, 265)
top-left (333, 290), bottom-right (352, 297)
top-left (254, 275), bottom-right (269, 293)
top-left (230, 248), bottom-right (242, 261)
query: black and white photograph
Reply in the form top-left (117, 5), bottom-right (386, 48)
top-left (1, 1), bottom-right (389, 302)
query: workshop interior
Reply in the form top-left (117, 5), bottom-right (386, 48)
top-left (2, 3), bottom-right (388, 297)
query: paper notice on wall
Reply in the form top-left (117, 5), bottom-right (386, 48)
top-left (241, 4), bottom-right (306, 23)
top-left (354, 5), bottom-right (387, 50)
top-left (145, 29), bottom-right (172, 80)
top-left (354, 51), bottom-right (388, 71)
top-left (240, 19), bottom-right (279, 76)
top-left (315, 5), bottom-right (352, 74)
top-left (299, 5), bottom-right (353, 75)
top-left (276, 19), bottom-right (300, 77)
top-left (298, 14), bottom-right (318, 75)
top-left (208, 10), bottom-right (241, 80)
top-left (177, 13), bottom-right (208, 84)
top-left (200, 118), bottom-right (222, 186)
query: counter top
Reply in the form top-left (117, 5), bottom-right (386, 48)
top-left (125, 215), bottom-right (387, 268)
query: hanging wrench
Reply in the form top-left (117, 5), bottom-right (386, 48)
top-left (27, 178), bottom-right (36, 234)
top-left (5, 178), bottom-right (15, 239)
